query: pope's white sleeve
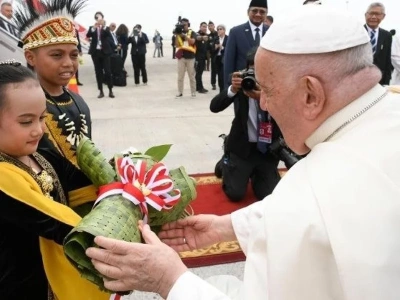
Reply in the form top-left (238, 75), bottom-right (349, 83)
top-left (167, 271), bottom-right (230, 300)
top-left (230, 199), bottom-right (267, 255)
top-left (392, 36), bottom-right (400, 72)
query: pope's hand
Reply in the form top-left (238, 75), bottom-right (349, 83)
top-left (86, 222), bottom-right (188, 298)
top-left (159, 214), bottom-right (231, 252)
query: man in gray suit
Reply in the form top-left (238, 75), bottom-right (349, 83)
top-left (223, 0), bottom-right (268, 89)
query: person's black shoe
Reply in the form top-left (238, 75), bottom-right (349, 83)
top-left (198, 88), bottom-right (208, 94)
top-left (109, 91), bottom-right (115, 98)
top-left (77, 82), bottom-right (83, 86)
top-left (212, 85), bottom-right (216, 90)
top-left (98, 91), bottom-right (104, 98)
top-left (214, 158), bottom-right (223, 179)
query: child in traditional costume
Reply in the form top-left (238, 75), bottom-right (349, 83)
top-left (14, 0), bottom-right (92, 168)
top-left (0, 61), bottom-right (109, 299)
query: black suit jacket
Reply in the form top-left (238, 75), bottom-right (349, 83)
top-left (365, 25), bottom-right (393, 85)
top-left (218, 35), bottom-right (229, 60)
top-left (210, 88), bottom-right (281, 159)
top-left (86, 26), bottom-right (115, 55)
top-left (128, 33), bottom-right (149, 55)
top-left (223, 22), bottom-right (268, 88)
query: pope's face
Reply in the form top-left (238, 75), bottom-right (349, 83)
top-left (255, 49), bottom-right (309, 155)
top-left (365, 6), bottom-right (385, 29)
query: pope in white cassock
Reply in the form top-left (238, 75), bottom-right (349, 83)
top-left (86, 5), bottom-right (400, 300)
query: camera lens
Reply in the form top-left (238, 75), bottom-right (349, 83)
top-left (241, 77), bottom-right (256, 90)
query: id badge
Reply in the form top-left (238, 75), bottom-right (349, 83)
top-left (259, 122), bottom-right (273, 144)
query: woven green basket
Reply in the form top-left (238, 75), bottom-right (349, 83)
top-left (76, 137), bottom-right (117, 186)
top-left (63, 138), bottom-right (197, 291)
top-left (64, 138), bottom-right (143, 291)
top-left (64, 195), bottom-right (142, 291)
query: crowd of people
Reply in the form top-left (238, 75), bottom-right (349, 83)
top-left (0, 0), bottom-right (400, 299)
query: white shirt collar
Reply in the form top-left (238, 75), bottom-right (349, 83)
top-left (306, 84), bottom-right (387, 149)
top-left (366, 24), bottom-right (379, 33)
top-left (248, 21), bottom-right (263, 33)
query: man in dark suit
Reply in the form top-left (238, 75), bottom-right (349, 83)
top-left (211, 48), bottom-right (281, 202)
top-left (223, 0), bottom-right (268, 89)
top-left (215, 24), bottom-right (228, 92)
top-left (128, 24), bottom-right (149, 86)
top-left (86, 12), bottom-right (115, 98)
top-left (364, 2), bottom-right (392, 85)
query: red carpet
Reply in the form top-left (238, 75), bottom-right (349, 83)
top-left (180, 170), bottom-right (287, 268)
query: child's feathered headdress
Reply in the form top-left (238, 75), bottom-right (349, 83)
top-left (14, 0), bottom-right (87, 51)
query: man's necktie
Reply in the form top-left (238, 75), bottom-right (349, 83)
top-left (370, 29), bottom-right (377, 54)
top-left (255, 28), bottom-right (260, 46)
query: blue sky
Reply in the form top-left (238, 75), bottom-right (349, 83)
top-left (73, 0), bottom-right (398, 37)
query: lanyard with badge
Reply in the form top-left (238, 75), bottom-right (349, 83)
top-left (255, 100), bottom-right (273, 151)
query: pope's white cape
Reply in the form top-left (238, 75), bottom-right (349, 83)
top-left (168, 88), bottom-right (400, 300)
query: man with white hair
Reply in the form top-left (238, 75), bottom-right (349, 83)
top-left (85, 6), bottom-right (400, 300)
top-left (364, 2), bottom-right (392, 85)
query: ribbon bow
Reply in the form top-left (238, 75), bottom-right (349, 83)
top-left (95, 157), bottom-right (181, 223)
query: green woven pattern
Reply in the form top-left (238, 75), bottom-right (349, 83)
top-left (148, 166), bottom-right (197, 226)
top-left (77, 137), bottom-right (117, 186)
top-left (64, 195), bottom-right (142, 292)
top-left (64, 138), bottom-right (197, 292)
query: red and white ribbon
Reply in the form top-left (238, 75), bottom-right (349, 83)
top-left (94, 157), bottom-right (181, 223)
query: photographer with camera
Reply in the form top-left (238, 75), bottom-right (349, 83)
top-left (210, 47), bottom-right (281, 202)
top-left (174, 17), bottom-right (197, 98)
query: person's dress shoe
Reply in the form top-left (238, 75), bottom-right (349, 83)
top-left (198, 89), bottom-right (208, 94)
top-left (212, 85), bottom-right (216, 90)
top-left (214, 158), bottom-right (223, 178)
top-left (109, 91), bottom-right (115, 98)
top-left (175, 93), bottom-right (183, 98)
top-left (77, 82), bottom-right (83, 86)
top-left (98, 91), bottom-right (104, 98)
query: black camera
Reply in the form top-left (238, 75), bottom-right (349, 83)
top-left (240, 68), bottom-right (256, 91)
top-left (269, 138), bottom-right (302, 170)
top-left (174, 16), bottom-right (185, 34)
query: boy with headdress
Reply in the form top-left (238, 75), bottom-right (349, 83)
top-left (14, 0), bottom-right (92, 169)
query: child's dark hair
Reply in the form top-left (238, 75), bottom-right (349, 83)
top-left (0, 60), bottom-right (37, 110)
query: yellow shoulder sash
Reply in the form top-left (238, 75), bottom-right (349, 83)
top-left (0, 163), bottom-right (109, 299)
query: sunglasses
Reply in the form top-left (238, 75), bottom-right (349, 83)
top-left (250, 8), bottom-right (267, 15)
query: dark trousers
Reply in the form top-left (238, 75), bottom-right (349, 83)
top-left (210, 55), bottom-right (217, 86)
top-left (91, 50), bottom-right (113, 91)
top-left (195, 59), bottom-right (206, 90)
top-left (215, 55), bottom-right (224, 92)
top-left (222, 147), bottom-right (280, 202)
top-left (160, 45), bottom-right (164, 57)
top-left (119, 48), bottom-right (128, 70)
top-left (131, 54), bottom-right (147, 84)
top-left (172, 46), bottom-right (176, 59)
